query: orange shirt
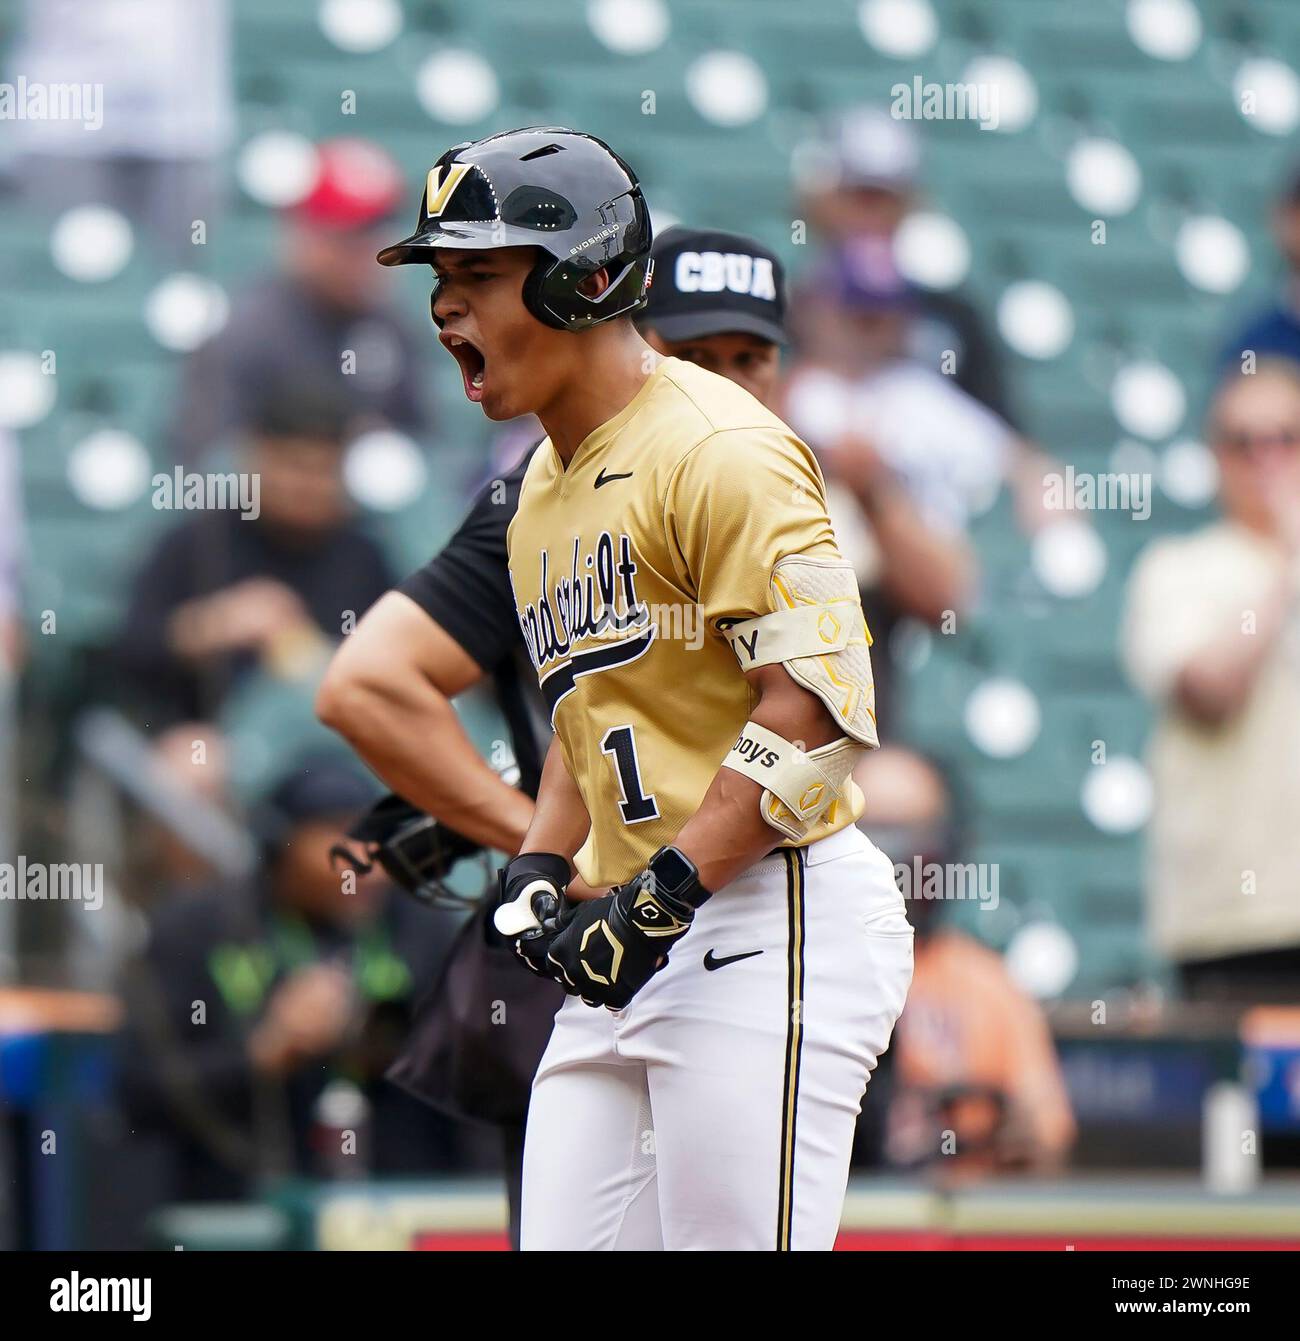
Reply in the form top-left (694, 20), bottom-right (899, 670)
top-left (894, 930), bottom-right (1076, 1158)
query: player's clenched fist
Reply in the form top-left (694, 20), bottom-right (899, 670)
top-left (546, 847), bottom-right (712, 1010)
top-left (495, 852), bottom-right (572, 975)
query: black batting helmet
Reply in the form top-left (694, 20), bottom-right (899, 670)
top-left (377, 126), bottom-right (653, 332)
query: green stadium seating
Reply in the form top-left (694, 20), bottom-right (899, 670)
top-left (2, 0), bottom-right (1284, 996)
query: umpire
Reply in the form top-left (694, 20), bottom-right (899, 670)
top-left (316, 225), bottom-right (790, 1245)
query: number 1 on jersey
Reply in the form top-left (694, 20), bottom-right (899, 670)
top-left (600, 724), bottom-right (660, 825)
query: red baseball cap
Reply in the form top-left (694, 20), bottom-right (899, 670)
top-left (291, 138), bottom-right (406, 231)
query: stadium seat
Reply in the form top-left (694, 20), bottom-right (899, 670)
top-left (4, 0), bottom-right (1290, 999)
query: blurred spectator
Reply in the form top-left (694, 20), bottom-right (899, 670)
top-left (117, 755), bottom-right (468, 1205)
top-left (167, 138), bottom-right (432, 463)
top-left (1219, 164), bottom-right (1300, 370)
top-left (793, 105), bottom-right (1014, 422)
top-left (856, 746), bottom-right (1075, 1177)
top-left (1123, 361), bottom-right (1300, 1004)
top-left (6, 0), bottom-right (232, 254)
top-left (785, 237), bottom-right (1015, 535)
top-left (115, 384), bottom-right (394, 727)
top-left (782, 239), bottom-right (1001, 729)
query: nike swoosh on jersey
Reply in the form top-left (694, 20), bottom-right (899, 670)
top-left (703, 948), bottom-right (764, 971)
top-left (594, 468), bottom-right (634, 488)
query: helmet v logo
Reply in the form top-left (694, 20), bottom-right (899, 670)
top-left (425, 163), bottom-right (472, 217)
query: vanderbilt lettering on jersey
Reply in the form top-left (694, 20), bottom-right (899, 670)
top-left (515, 533), bottom-right (655, 720)
top-left (506, 357), bottom-right (873, 887)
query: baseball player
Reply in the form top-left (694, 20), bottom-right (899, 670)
top-left (324, 220), bottom-right (808, 1246)
top-left (378, 126), bottom-right (913, 1250)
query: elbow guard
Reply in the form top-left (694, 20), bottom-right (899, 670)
top-left (721, 555), bottom-right (878, 840)
top-left (724, 554), bottom-right (879, 749)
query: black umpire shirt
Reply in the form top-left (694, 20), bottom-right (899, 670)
top-left (395, 449), bottom-right (548, 796)
top-left (383, 448), bottom-right (563, 1139)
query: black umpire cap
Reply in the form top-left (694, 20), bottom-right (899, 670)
top-left (640, 227), bottom-right (787, 345)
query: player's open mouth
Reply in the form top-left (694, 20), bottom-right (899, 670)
top-left (442, 333), bottom-right (487, 403)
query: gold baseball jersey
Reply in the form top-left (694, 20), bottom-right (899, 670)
top-left (506, 357), bottom-right (875, 887)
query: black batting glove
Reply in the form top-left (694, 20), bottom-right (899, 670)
top-left (545, 848), bottom-right (709, 1009)
top-left (515, 892), bottom-right (571, 977)
top-left (496, 852), bottom-right (570, 972)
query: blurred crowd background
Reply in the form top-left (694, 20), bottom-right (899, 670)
top-left (2, 0), bottom-right (1300, 1250)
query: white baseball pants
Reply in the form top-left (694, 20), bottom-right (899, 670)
top-left (520, 824), bottom-right (913, 1250)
